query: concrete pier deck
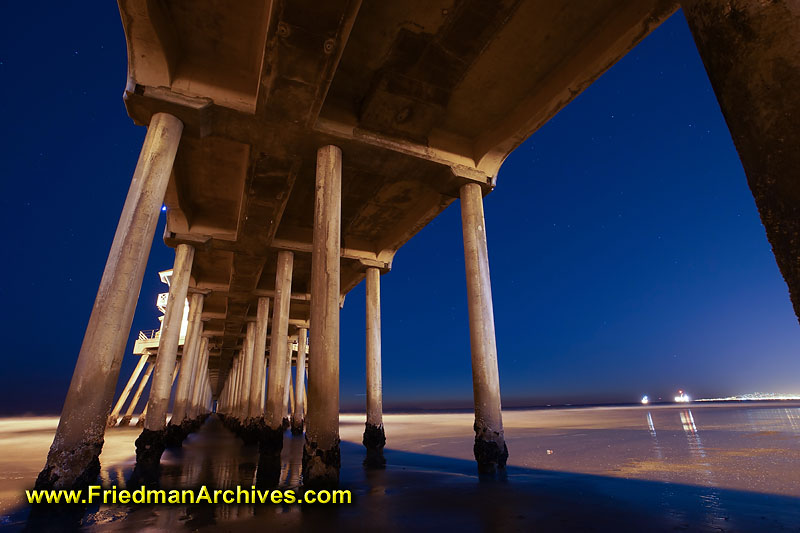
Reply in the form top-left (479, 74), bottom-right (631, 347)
top-left (117, 0), bottom-right (680, 392)
top-left (33, 0), bottom-right (800, 497)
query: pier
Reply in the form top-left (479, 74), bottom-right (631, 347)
top-left (36, 0), bottom-right (800, 491)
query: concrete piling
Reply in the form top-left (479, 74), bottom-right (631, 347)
top-left (36, 112), bottom-right (183, 490)
top-left (682, 0), bottom-right (800, 322)
top-left (363, 267), bottom-right (386, 467)
top-left (291, 328), bottom-right (307, 435)
top-left (135, 243), bottom-right (195, 471)
top-left (304, 145), bottom-right (343, 486)
top-left (249, 297), bottom-right (270, 418)
top-left (460, 182), bottom-right (508, 474)
top-left (263, 251), bottom-right (294, 453)
top-left (168, 292), bottom-right (205, 444)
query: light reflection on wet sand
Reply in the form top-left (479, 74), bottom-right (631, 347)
top-left (489, 403), bottom-right (800, 496)
top-left (1, 403), bottom-right (800, 530)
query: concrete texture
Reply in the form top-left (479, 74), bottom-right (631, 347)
top-left (248, 297), bottom-right (270, 418)
top-left (266, 251), bottom-right (294, 433)
top-left (682, 0), bottom-right (800, 323)
top-left (188, 337), bottom-right (210, 419)
top-left (460, 183), bottom-right (507, 473)
top-left (46, 0), bottom-right (800, 487)
top-left (115, 0), bottom-right (679, 394)
top-left (291, 328), bottom-right (308, 435)
top-left (170, 292), bottom-right (204, 424)
top-left (304, 145), bottom-right (343, 485)
top-left (36, 112), bottom-right (183, 490)
top-left (144, 243), bottom-right (194, 433)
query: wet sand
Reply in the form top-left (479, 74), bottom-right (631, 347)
top-left (0, 418), bottom-right (140, 517)
top-left (355, 403), bottom-right (800, 497)
top-left (2, 403), bottom-right (800, 531)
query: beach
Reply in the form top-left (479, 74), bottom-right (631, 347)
top-left (2, 402), bottom-right (800, 531)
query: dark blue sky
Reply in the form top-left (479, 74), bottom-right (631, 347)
top-left (2, 6), bottom-right (798, 415)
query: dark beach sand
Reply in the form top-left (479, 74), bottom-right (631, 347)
top-left (2, 403), bottom-right (800, 531)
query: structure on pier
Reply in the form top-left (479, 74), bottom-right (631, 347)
top-left (37, 0), bottom-right (800, 490)
top-left (131, 270), bottom-right (189, 357)
top-left (107, 268), bottom-right (309, 431)
top-left (105, 270), bottom-right (191, 428)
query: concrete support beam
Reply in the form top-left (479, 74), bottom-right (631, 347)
top-left (218, 369), bottom-right (227, 413)
top-left (199, 350), bottom-right (210, 415)
top-left (120, 361), bottom-right (154, 427)
top-left (682, 0), bottom-right (800, 324)
top-left (189, 337), bottom-right (210, 418)
top-left (107, 354), bottom-right (149, 427)
top-left (138, 361), bottom-right (179, 428)
top-left (232, 353), bottom-right (243, 418)
top-left (202, 318), bottom-right (309, 336)
top-left (201, 364), bottom-right (210, 413)
top-left (288, 369), bottom-right (295, 417)
top-left (185, 338), bottom-right (202, 418)
top-left (171, 293), bottom-right (205, 425)
top-left (226, 369), bottom-right (234, 413)
top-left (363, 267), bottom-right (386, 467)
top-left (135, 243), bottom-right (194, 469)
top-left (304, 145), bottom-right (342, 486)
top-left (234, 355), bottom-right (242, 414)
top-left (144, 244), bottom-right (195, 432)
top-left (248, 297), bottom-right (270, 418)
top-left (239, 322), bottom-right (256, 418)
top-left (283, 340), bottom-right (293, 420)
top-left (203, 381), bottom-right (212, 414)
top-left (460, 182), bottom-right (508, 474)
top-left (170, 362), bottom-right (181, 395)
top-left (314, 116), bottom-right (481, 180)
top-left (223, 358), bottom-right (237, 415)
top-left (291, 328), bottom-right (307, 435)
top-left (36, 112), bottom-right (183, 490)
top-left (218, 377), bottom-right (227, 414)
top-left (226, 359), bottom-right (235, 415)
top-left (271, 238), bottom-right (390, 270)
top-left (266, 251), bottom-right (294, 433)
top-left (259, 366), bottom-right (266, 412)
top-left (228, 373), bottom-right (234, 413)
top-left (192, 284), bottom-right (310, 302)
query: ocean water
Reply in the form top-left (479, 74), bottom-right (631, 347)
top-left (2, 402), bottom-right (800, 531)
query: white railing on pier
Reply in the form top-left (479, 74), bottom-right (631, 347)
top-left (138, 329), bottom-right (160, 341)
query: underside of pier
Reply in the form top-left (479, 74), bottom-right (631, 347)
top-left (118, 0), bottom-right (678, 392)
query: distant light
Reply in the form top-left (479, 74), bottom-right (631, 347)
top-left (693, 393), bottom-right (800, 402)
top-left (161, 205), bottom-right (167, 212)
top-left (641, 395), bottom-right (649, 405)
top-left (674, 391), bottom-right (691, 403)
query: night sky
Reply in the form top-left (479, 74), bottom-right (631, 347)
top-left (2, 5), bottom-right (798, 416)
